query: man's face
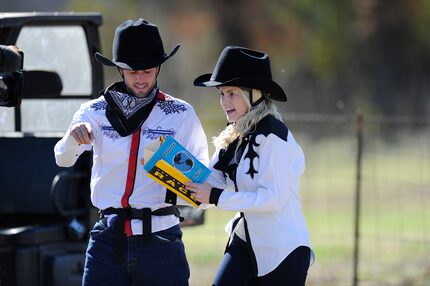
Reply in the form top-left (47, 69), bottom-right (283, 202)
top-left (120, 67), bottom-right (159, 97)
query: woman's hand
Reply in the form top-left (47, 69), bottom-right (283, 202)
top-left (185, 181), bottom-right (213, 204)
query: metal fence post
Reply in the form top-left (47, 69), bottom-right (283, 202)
top-left (353, 113), bottom-right (364, 286)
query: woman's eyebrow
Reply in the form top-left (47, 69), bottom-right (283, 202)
top-left (224, 88), bottom-right (235, 93)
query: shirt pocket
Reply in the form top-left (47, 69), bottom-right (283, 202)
top-left (98, 125), bottom-right (130, 164)
top-left (141, 126), bottom-right (176, 141)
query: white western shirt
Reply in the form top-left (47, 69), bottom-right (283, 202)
top-left (54, 92), bottom-right (209, 234)
top-left (207, 118), bottom-right (314, 276)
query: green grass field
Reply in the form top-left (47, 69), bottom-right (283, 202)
top-left (183, 209), bottom-right (231, 286)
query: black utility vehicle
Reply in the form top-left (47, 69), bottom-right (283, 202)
top-left (0, 12), bottom-right (203, 286)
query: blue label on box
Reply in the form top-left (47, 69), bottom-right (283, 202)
top-left (143, 136), bottom-right (210, 183)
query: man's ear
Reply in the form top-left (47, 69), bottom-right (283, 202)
top-left (156, 66), bottom-right (161, 77)
top-left (117, 67), bottom-right (124, 78)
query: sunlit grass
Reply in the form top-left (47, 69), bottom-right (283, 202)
top-left (183, 209), bottom-right (231, 285)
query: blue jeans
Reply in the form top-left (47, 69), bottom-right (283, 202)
top-left (82, 220), bottom-right (189, 286)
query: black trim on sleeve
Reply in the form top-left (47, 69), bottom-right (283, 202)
top-left (209, 188), bottom-right (224, 206)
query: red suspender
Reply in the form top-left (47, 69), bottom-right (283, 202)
top-left (118, 90), bottom-right (165, 236)
top-left (157, 89), bottom-right (166, 100)
top-left (120, 127), bottom-right (141, 236)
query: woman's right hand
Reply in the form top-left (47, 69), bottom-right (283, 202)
top-left (185, 181), bottom-right (213, 204)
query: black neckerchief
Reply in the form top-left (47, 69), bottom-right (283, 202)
top-left (103, 81), bottom-right (158, 137)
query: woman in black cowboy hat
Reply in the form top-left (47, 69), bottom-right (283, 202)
top-left (55, 18), bottom-right (209, 286)
top-left (186, 46), bottom-right (314, 286)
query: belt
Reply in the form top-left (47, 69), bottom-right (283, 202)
top-left (100, 206), bottom-right (182, 237)
top-left (99, 206), bottom-right (183, 262)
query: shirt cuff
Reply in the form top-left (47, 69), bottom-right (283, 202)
top-left (209, 188), bottom-right (224, 206)
top-left (62, 132), bottom-right (82, 150)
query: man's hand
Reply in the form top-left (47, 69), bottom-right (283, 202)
top-left (70, 123), bottom-right (93, 144)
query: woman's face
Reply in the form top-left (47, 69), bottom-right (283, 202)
top-left (219, 86), bottom-right (249, 123)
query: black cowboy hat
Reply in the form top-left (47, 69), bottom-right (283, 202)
top-left (193, 46), bottom-right (287, 102)
top-left (95, 18), bottom-right (180, 70)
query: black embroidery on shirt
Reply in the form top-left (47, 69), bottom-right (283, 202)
top-left (244, 115), bottom-right (289, 179)
top-left (142, 127), bottom-right (175, 140)
top-left (90, 99), bottom-right (108, 111)
top-left (244, 135), bottom-right (259, 179)
top-left (101, 125), bottom-right (121, 141)
top-left (214, 115), bottom-right (289, 180)
top-left (157, 100), bottom-right (187, 115)
top-left (214, 137), bottom-right (247, 183)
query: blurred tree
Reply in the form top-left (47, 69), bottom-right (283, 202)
top-left (65, 0), bottom-right (430, 118)
top-left (354, 0), bottom-right (430, 117)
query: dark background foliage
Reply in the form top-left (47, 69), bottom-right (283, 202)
top-left (3, 0), bottom-right (430, 118)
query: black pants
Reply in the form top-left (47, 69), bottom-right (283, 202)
top-left (213, 234), bottom-right (310, 286)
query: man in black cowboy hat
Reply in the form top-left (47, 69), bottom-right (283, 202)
top-left (54, 18), bottom-right (208, 286)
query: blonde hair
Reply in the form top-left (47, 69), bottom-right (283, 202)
top-left (212, 88), bottom-right (283, 153)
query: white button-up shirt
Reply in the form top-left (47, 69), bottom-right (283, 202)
top-left (207, 115), bottom-right (314, 276)
top-left (54, 92), bottom-right (209, 234)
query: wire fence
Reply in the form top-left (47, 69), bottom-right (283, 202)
top-left (289, 113), bottom-right (430, 286)
top-left (185, 112), bottom-right (430, 286)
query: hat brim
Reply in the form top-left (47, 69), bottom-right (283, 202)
top-left (193, 74), bottom-right (287, 102)
top-left (95, 44), bottom-right (180, 70)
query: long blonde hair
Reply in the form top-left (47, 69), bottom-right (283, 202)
top-left (213, 88), bottom-right (283, 153)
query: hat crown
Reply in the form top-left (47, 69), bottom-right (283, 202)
top-left (95, 18), bottom-right (179, 70)
top-left (193, 46), bottom-right (287, 101)
top-left (211, 46), bottom-right (273, 82)
top-left (113, 18), bottom-right (165, 62)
